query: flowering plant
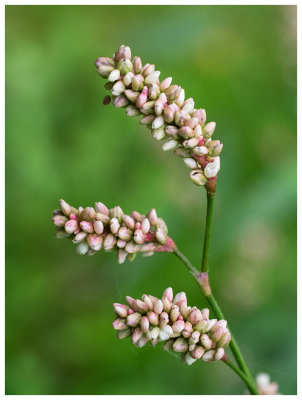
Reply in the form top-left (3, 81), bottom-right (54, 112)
top-left (52, 45), bottom-right (280, 395)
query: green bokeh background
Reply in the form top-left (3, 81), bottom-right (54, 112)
top-left (5, 5), bottom-right (297, 395)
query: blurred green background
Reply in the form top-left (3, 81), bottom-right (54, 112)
top-left (5, 5), bottom-right (297, 395)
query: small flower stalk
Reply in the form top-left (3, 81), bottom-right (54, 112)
top-left (96, 45), bottom-right (223, 191)
top-left (113, 287), bottom-right (231, 365)
top-left (52, 199), bottom-right (176, 263)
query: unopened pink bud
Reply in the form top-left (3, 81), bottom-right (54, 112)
top-left (215, 347), bottom-right (225, 360)
top-left (153, 300), bottom-right (163, 314)
top-left (52, 215), bottom-right (67, 227)
top-left (113, 303), bottom-right (128, 318)
top-left (131, 327), bottom-right (143, 344)
top-left (110, 217), bottom-right (120, 234)
top-left (200, 334), bottom-right (212, 350)
top-left (160, 77), bottom-right (172, 91)
top-left (131, 211), bottom-right (144, 222)
top-left (182, 321), bottom-right (193, 338)
top-left (173, 337), bottom-right (188, 353)
top-left (80, 221), bottom-right (94, 233)
top-left (103, 233), bottom-right (116, 251)
top-left (133, 56), bottom-right (142, 74)
top-left (59, 199), bottom-right (71, 216)
top-left (73, 231), bottom-right (87, 243)
top-left (87, 234), bottom-right (103, 251)
top-left (137, 334), bottom-right (149, 348)
top-left (173, 292), bottom-right (187, 307)
top-left (201, 308), bottom-right (210, 320)
top-left (162, 287), bottom-right (173, 303)
top-left (112, 317), bottom-right (127, 330)
top-left (134, 229), bottom-right (144, 244)
top-left (188, 307), bottom-right (203, 325)
top-left (117, 249), bottom-right (128, 264)
top-left (159, 311), bottom-right (169, 328)
top-left (133, 299), bottom-right (148, 313)
top-left (96, 213), bottom-right (110, 225)
top-left (125, 241), bottom-right (140, 254)
top-left (117, 329), bottom-right (131, 339)
top-left (113, 95), bottom-right (129, 108)
top-left (217, 331), bottom-right (231, 347)
top-left (185, 117), bottom-right (199, 129)
top-left (76, 241), bottom-right (89, 255)
top-left (127, 312), bottom-right (142, 327)
top-left (125, 296), bottom-right (135, 308)
top-left (142, 294), bottom-right (153, 310)
top-left (93, 220), bottom-right (104, 234)
top-left (194, 320), bottom-right (207, 332)
top-left (172, 320), bottom-right (185, 333)
top-left (131, 74), bottom-right (144, 91)
top-left (203, 122), bottom-right (216, 138)
top-left (185, 352), bottom-right (198, 366)
top-left (136, 86), bottom-right (148, 108)
top-left (202, 350), bottom-right (215, 362)
top-left (114, 45), bottom-right (131, 62)
top-left (170, 305), bottom-right (180, 322)
top-left (147, 311), bottom-right (159, 326)
top-left (191, 345), bottom-right (205, 360)
top-left (140, 316), bottom-right (149, 333)
top-left (141, 63), bottom-right (155, 77)
top-left (140, 114), bottom-right (155, 125)
top-left (205, 319), bottom-right (217, 332)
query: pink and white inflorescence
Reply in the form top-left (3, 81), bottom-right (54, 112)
top-left (96, 45), bottom-right (223, 188)
top-left (113, 287), bottom-right (231, 365)
top-left (52, 199), bottom-right (176, 263)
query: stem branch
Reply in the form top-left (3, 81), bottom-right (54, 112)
top-left (223, 359), bottom-right (258, 395)
top-left (173, 249), bottom-right (258, 395)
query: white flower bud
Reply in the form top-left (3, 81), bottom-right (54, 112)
top-left (185, 353), bottom-right (198, 365)
top-left (193, 146), bottom-right (208, 156)
top-left (203, 122), bottom-right (216, 138)
top-left (126, 105), bottom-right (140, 116)
top-left (160, 77), bottom-right (172, 91)
top-left (155, 228), bottom-right (167, 244)
top-left (184, 158), bottom-right (198, 169)
top-left (93, 220), bottom-right (104, 234)
top-left (112, 80), bottom-right (125, 96)
top-left (162, 140), bottom-right (178, 151)
top-left (141, 218), bottom-right (150, 234)
top-left (152, 116), bottom-right (165, 130)
top-left (183, 137), bottom-right (199, 148)
top-left (108, 69), bottom-right (120, 82)
top-left (175, 88), bottom-right (185, 107)
top-left (110, 217), bottom-right (120, 234)
top-left (76, 241), bottom-right (89, 255)
top-left (182, 98), bottom-right (195, 114)
top-left (145, 71), bottom-right (160, 85)
top-left (204, 157), bottom-right (220, 178)
top-left (123, 71), bottom-right (134, 86)
top-left (152, 127), bottom-right (166, 141)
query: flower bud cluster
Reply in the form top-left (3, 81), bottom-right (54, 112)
top-left (113, 287), bottom-right (231, 365)
top-left (96, 45), bottom-right (223, 188)
top-left (52, 199), bottom-right (175, 263)
top-left (254, 373), bottom-right (280, 395)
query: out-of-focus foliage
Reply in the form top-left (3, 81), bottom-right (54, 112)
top-left (5, 5), bottom-right (296, 395)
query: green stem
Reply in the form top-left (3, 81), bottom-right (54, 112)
top-left (173, 249), bottom-right (258, 395)
top-left (223, 359), bottom-right (258, 395)
top-left (201, 192), bottom-right (215, 272)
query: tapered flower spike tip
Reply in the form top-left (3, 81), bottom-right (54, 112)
top-left (95, 45), bottom-right (223, 192)
top-left (52, 200), bottom-right (176, 260)
top-left (112, 287), bottom-right (231, 365)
